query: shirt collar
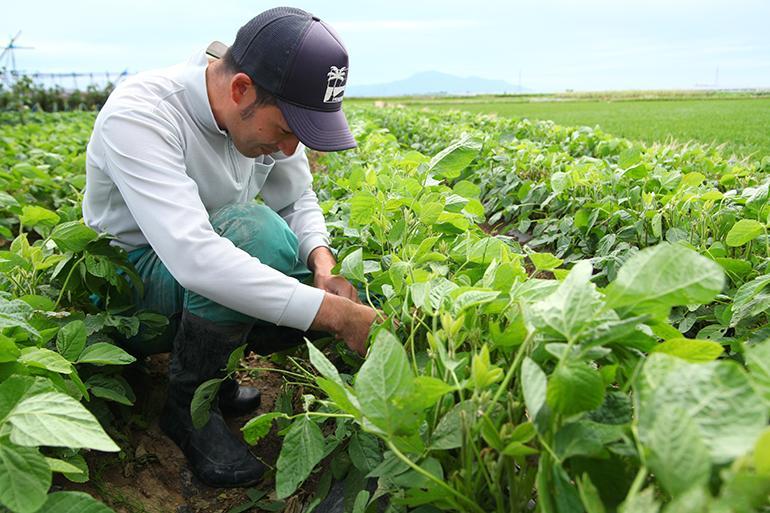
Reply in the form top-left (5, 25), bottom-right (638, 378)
top-left (183, 50), bottom-right (227, 136)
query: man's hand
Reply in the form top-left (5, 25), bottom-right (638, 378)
top-left (314, 274), bottom-right (361, 303)
top-left (311, 293), bottom-right (378, 356)
top-left (307, 246), bottom-right (361, 303)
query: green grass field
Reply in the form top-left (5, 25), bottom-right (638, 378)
top-left (351, 93), bottom-right (770, 159)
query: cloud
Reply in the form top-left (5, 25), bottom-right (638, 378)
top-left (13, 39), bottom-right (130, 58)
top-left (330, 19), bottom-right (481, 32)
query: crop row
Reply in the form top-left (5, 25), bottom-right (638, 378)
top-left (248, 107), bottom-right (770, 512)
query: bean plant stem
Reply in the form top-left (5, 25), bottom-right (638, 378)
top-left (247, 367), bottom-right (308, 380)
top-left (485, 331), bottom-right (534, 417)
top-left (54, 254), bottom-right (86, 309)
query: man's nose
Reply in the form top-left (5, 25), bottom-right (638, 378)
top-left (278, 135), bottom-right (300, 156)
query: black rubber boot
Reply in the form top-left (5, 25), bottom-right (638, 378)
top-left (159, 311), bottom-right (266, 488)
top-left (219, 377), bottom-right (261, 417)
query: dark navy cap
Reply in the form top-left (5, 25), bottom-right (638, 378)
top-left (230, 7), bottom-right (356, 152)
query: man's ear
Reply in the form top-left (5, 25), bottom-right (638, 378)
top-left (230, 73), bottom-right (254, 105)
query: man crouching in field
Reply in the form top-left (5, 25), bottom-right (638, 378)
top-left (82, 7), bottom-right (377, 489)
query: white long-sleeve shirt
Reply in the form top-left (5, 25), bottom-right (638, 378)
top-left (83, 50), bottom-right (329, 331)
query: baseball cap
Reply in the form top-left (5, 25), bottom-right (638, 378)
top-left (229, 7), bottom-right (356, 152)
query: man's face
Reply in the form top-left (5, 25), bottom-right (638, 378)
top-left (229, 102), bottom-right (300, 158)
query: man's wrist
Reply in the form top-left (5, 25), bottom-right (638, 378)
top-left (312, 292), bottom-right (344, 334)
top-left (307, 246), bottom-right (336, 276)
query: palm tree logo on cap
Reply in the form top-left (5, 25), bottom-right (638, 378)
top-left (324, 66), bottom-right (347, 103)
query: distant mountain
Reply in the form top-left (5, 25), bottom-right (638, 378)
top-left (347, 71), bottom-right (526, 97)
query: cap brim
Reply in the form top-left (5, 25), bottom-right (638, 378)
top-left (277, 99), bottom-right (357, 152)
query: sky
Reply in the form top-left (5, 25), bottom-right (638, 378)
top-left (2, 0), bottom-right (769, 92)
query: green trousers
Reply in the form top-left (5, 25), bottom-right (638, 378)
top-left (125, 203), bottom-right (312, 355)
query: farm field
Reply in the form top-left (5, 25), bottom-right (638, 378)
top-left (353, 92), bottom-right (770, 159)
top-left (1, 104), bottom-right (770, 513)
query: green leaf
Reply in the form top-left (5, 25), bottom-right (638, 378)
top-left (50, 222), bottom-right (98, 252)
top-left (605, 243), bottom-right (724, 319)
top-left (225, 344), bottom-right (246, 374)
top-left (352, 490), bottom-right (370, 513)
top-left (644, 404), bottom-right (710, 496)
top-left (428, 136), bottom-right (481, 179)
top-left (435, 211), bottom-right (470, 232)
top-left (528, 260), bottom-right (605, 342)
top-left (77, 343), bottom-right (136, 366)
top-left (418, 201), bottom-right (444, 225)
top-left (19, 205), bottom-right (60, 229)
top-left (552, 463), bottom-right (585, 513)
top-left (316, 377), bottom-right (361, 417)
top-left (649, 338), bottom-right (724, 362)
top-left (0, 439), bottom-right (51, 513)
top-left (588, 391), bottom-right (633, 425)
top-left (639, 353), bottom-right (767, 464)
top-left (662, 487), bottom-right (710, 513)
top-left (453, 180), bottom-right (481, 199)
top-left (354, 329), bottom-right (417, 436)
top-left (619, 146), bottom-right (642, 169)
top-left (551, 171), bottom-right (571, 194)
top-left (680, 171), bottom-right (705, 188)
top-left (306, 341), bottom-right (343, 385)
top-left (85, 255), bottom-right (115, 280)
top-left (547, 361), bottom-right (605, 416)
top-left (464, 198), bottom-right (485, 219)
top-left (6, 391), bottom-right (120, 452)
top-left (0, 376), bottom-right (54, 420)
top-left (348, 431), bottom-right (381, 474)
top-left (471, 344), bottom-right (503, 390)
top-left (57, 320), bottom-right (87, 362)
top-left (746, 339), bottom-right (770, 405)
top-left (408, 376), bottom-right (455, 409)
top-left (730, 274), bottom-right (770, 327)
top-left (725, 219), bottom-right (765, 247)
top-left (619, 487), bottom-right (660, 513)
top-left (242, 412), bottom-right (289, 445)
top-left (521, 357), bottom-right (547, 422)
top-left (501, 441), bottom-right (538, 457)
top-left (276, 416), bottom-right (325, 499)
top-left (190, 379), bottom-right (222, 430)
top-left (554, 421), bottom-right (624, 460)
top-left (391, 456), bottom-right (443, 489)
top-left (0, 334), bottom-right (20, 363)
top-left (349, 193), bottom-right (377, 226)
top-left (577, 474), bottom-right (607, 513)
top-left (86, 374), bottom-right (135, 406)
top-left (429, 401), bottom-right (475, 450)
top-left (42, 491), bottom-right (116, 513)
top-left (46, 457), bottom-right (84, 475)
top-left (529, 252), bottom-right (564, 272)
top-left (18, 347), bottom-right (72, 374)
top-left (0, 251), bottom-right (30, 273)
top-left (0, 296), bottom-right (39, 337)
top-left (341, 248), bottom-right (365, 283)
top-left (753, 428), bottom-right (770, 476)
top-left (717, 469), bottom-right (770, 512)
top-left (19, 294), bottom-right (55, 311)
top-left (510, 422), bottom-right (537, 444)
top-left (449, 288), bottom-right (500, 315)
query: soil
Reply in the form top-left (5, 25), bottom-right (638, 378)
top-left (56, 352), bottom-right (312, 513)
